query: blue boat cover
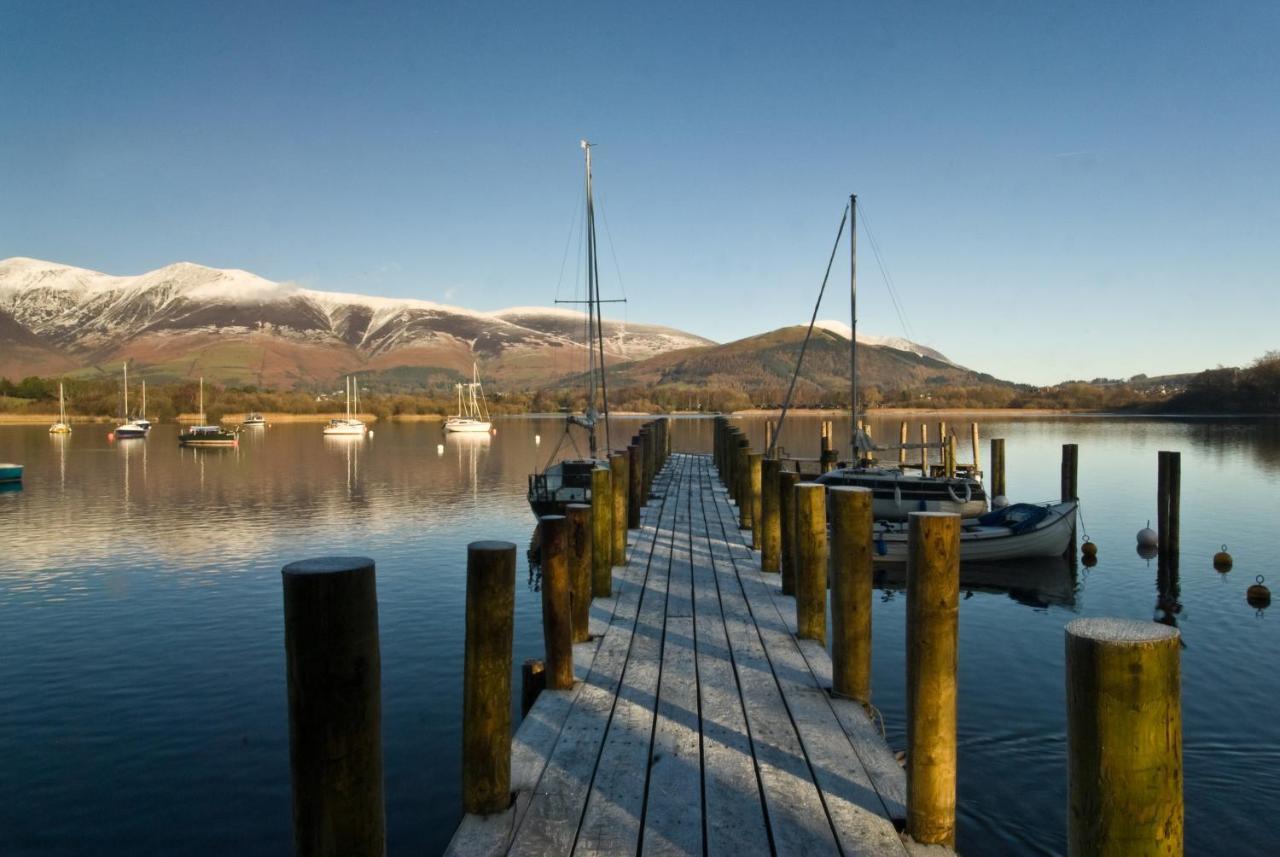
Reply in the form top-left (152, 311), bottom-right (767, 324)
top-left (977, 503), bottom-right (1051, 534)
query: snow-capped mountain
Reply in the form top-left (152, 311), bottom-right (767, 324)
top-left (812, 320), bottom-right (957, 366)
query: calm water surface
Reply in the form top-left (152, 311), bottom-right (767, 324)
top-left (1, 415), bottom-right (1277, 855)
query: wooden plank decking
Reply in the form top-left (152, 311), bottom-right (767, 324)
top-left (448, 453), bottom-right (949, 857)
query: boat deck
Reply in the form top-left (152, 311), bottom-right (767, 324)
top-left (447, 452), bottom-right (950, 857)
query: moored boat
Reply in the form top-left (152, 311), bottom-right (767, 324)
top-left (179, 378), bottom-right (238, 446)
top-left (815, 466), bottom-right (987, 520)
top-left (868, 500), bottom-right (1078, 563)
top-left (113, 363), bottom-right (147, 441)
top-left (242, 413), bottom-right (266, 427)
top-left (0, 463), bottom-right (22, 483)
top-left (444, 363), bottom-right (492, 433)
top-left (323, 376), bottom-right (367, 436)
top-left (49, 381), bottom-right (72, 434)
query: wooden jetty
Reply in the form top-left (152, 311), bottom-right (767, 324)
top-left (446, 452), bottom-right (945, 857)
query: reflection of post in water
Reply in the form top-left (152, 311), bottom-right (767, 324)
top-left (1156, 552), bottom-right (1182, 630)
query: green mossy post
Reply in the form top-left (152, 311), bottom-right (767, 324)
top-left (794, 482), bottom-right (828, 643)
top-left (565, 503), bottom-right (592, 644)
top-left (609, 452), bottom-right (628, 566)
top-left (283, 556), bottom-right (386, 854)
top-left (590, 466), bottom-right (613, 597)
top-left (748, 452), bottom-right (763, 550)
top-left (830, 486), bottom-right (873, 704)
top-left (539, 516), bottom-right (574, 690)
top-left (779, 470), bottom-right (800, 596)
top-left (905, 513), bottom-right (960, 847)
top-left (1065, 618), bottom-right (1182, 857)
top-left (760, 457), bottom-right (782, 573)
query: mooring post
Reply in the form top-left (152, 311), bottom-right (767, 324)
top-left (779, 470), bottom-right (800, 596)
top-left (764, 419), bottom-right (774, 453)
top-left (609, 452), bottom-right (628, 566)
top-left (920, 423), bottom-right (929, 475)
top-left (459, 543), bottom-right (516, 817)
top-left (899, 420), bottom-right (908, 466)
top-left (627, 441), bottom-right (642, 529)
top-left (946, 434), bottom-right (958, 479)
top-left (538, 515), bottom-right (574, 690)
top-left (1157, 450), bottom-right (1181, 557)
top-left (282, 556), bottom-right (385, 854)
top-left (736, 439), bottom-right (752, 529)
top-left (991, 438), bottom-right (1006, 499)
top-left (830, 486), bottom-right (873, 704)
top-left (906, 512), bottom-right (960, 847)
top-left (794, 482), bottom-right (828, 643)
top-left (1066, 618), bottom-right (1182, 856)
top-left (520, 658), bottom-right (545, 718)
top-left (970, 422), bottom-right (981, 473)
top-left (565, 504), bottom-right (592, 643)
top-left (760, 457), bottom-right (782, 572)
top-left (748, 452), bottom-right (763, 549)
top-left (590, 467), bottom-right (613, 597)
top-left (646, 424), bottom-right (657, 493)
top-left (1062, 443), bottom-right (1079, 501)
top-left (638, 427), bottom-right (651, 499)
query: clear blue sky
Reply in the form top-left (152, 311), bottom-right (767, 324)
top-left (2, 1), bottom-right (1277, 384)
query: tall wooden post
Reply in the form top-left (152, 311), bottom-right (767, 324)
top-left (283, 556), bottom-right (386, 853)
top-left (736, 439), bottom-right (752, 530)
top-left (609, 452), bottom-right (628, 566)
top-left (991, 438), bottom-right (1006, 498)
top-left (627, 442), bottom-right (642, 528)
top-left (1157, 451), bottom-right (1181, 557)
top-left (946, 435), bottom-right (957, 479)
top-left (899, 420), bottom-right (908, 466)
top-left (638, 428), bottom-right (651, 499)
top-left (539, 516), bottom-right (574, 690)
top-left (779, 470), bottom-right (800, 596)
top-left (591, 467), bottom-right (613, 597)
top-left (794, 482), bottom-right (828, 643)
top-left (1066, 618), bottom-right (1182, 856)
top-left (1062, 443), bottom-right (1079, 501)
top-left (760, 457), bottom-right (782, 572)
top-left (906, 512), bottom-right (960, 847)
top-left (565, 504), bottom-right (592, 644)
top-left (920, 423), bottom-right (929, 475)
top-left (520, 658), bottom-right (545, 718)
top-left (748, 452), bottom-right (763, 550)
top-left (764, 419), bottom-right (774, 454)
top-left (970, 422), bottom-right (980, 473)
top-left (830, 486), bottom-right (873, 704)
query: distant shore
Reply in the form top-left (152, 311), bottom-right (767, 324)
top-left (734, 407), bottom-right (1075, 417)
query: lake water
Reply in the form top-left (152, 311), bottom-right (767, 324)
top-left (1, 415), bottom-right (1277, 856)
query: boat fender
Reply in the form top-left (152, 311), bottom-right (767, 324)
top-left (992, 494), bottom-right (1009, 510)
top-left (1081, 537), bottom-right (1098, 558)
top-left (946, 480), bottom-right (972, 505)
top-left (894, 482), bottom-right (902, 510)
top-left (1247, 576), bottom-right (1270, 608)
top-left (875, 530), bottom-right (887, 557)
top-left (1213, 545), bottom-right (1233, 572)
top-left (1136, 521), bottom-right (1158, 548)
top-left (1082, 553), bottom-right (1098, 568)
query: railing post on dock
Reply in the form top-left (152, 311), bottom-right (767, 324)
top-left (991, 438), bottom-right (1006, 499)
top-left (830, 486), bottom-right (873, 704)
top-left (1066, 618), bottom-right (1182, 856)
top-left (736, 438), bottom-right (752, 529)
top-left (539, 515), bottom-right (574, 690)
top-left (628, 441), bottom-right (642, 529)
top-left (520, 658), bottom-right (545, 718)
top-left (920, 423), bottom-right (929, 475)
top-left (638, 427), bottom-right (651, 499)
top-left (899, 420), bottom-right (909, 466)
top-left (906, 512), bottom-right (960, 847)
top-left (748, 452), bottom-right (763, 550)
top-left (590, 467), bottom-right (613, 597)
top-left (794, 482), bottom-right (828, 643)
top-left (779, 470), bottom-right (800, 596)
top-left (609, 452), bottom-right (628, 566)
top-left (283, 556), bottom-right (385, 854)
top-left (460, 543), bottom-right (516, 817)
top-left (970, 422), bottom-right (981, 473)
top-left (565, 503), bottom-right (592, 643)
top-left (760, 457), bottom-right (782, 573)
top-left (1157, 451), bottom-right (1181, 557)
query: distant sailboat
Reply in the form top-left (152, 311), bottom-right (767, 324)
top-left (323, 376), bottom-right (368, 436)
top-left (444, 363), bottom-right (492, 433)
top-left (49, 382), bottom-right (72, 434)
top-left (178, 377), bottom-right (238, 447)
top-left (113, 364), bottom-right (147, 440)
top-left (135, 380), bottom-right (151, 433)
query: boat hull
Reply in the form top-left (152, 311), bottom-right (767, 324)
top-left (0, 464), bottom-right (22, 483)
top-left (322, 423), bottom-right (367, 436)
top-left (527, 458), bottom-right (607, 518)
top-left (868, 500), bottom-right (1078, 563)
top-left (114, 424), bottom-right (147, 439)
top-left (48, 423), bottom-right (72, 434)
top-left (815, 467), bottom-right (988, 520)
top-left (444, 419), bottom-right (492, 433)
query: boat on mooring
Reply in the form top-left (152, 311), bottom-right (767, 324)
top-left (178, 378), bottom-right (238, 447)
top-left (112, 363), bottom-right (147, 440)
top-left (869, 500), bottom-right (1078, 563)
top-left (527, 140), bottom-right (616, 517)
top-left (444, 363), bottom-right (492, 433)
top-left (323, 376), bottom-right (368, 436)
top-left (48, 381), bottom-right (72, 434)
top-left (242, 413), bottom-right (266, 427)
top-left (0, 462), bottom-right (22, 484)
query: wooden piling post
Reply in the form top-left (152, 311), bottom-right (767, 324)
top-left (539, 516), bottom-right (574, 691)
top-left (736, 439), bottom-right (752, 529)
top-left (748, 452), bottom-right (763, 550)
top-left (565, 504), bottom-right (592, 643)
top-left (920, 423), bottom-right (929, 475)
top-left (906, 512), bottom-right (960, 847)
top-left (520, 658), bottom-right (545, 718)
top-left (970, 422), bottom-right (980, 473)
top-left (764, 419), bottom-right (774, 454)
top-left (779, 470), bottom-right (800, 596)
top-left (1157, 451), bottom-right (1180, 557)
top-left (459, 544), bottom-right (518, 817)
top-left (638, 428), bottom-right (651, 499)
top-left (627, 442), bottom-right (642, 529)
top-left (283, 556), bottom-right (386, 854)
top-left (946, 435), bottom-right (958, 479)
top-left (760, 457), bottom-right (782, 572)
top-left (609, 452), bottom-right (628, 566)
top-left (991, 438), bottom-right (1006, 498)
top-left (1062, 443), bottom-right (1079, 501)
top-left (830, 486), bottom-right (873, 704)
top-left (1066, 618), bottom-right (1182, 856)
top-left (899, 420), bottom-right (908, 466)
top-left (590, 467), bottom-right (613, 597)
top-left (794, 482), bottom-right (828, 643)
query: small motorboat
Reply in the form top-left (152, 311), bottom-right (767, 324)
top-left (0, 463), bottom-right (23, 484)
top-left (816, 466), bottom-right (987, 520)
top-left (528, 458), bottom-right (609, 517)
top-left (179, 425), bottom-right (238, 447)
top-left (242, 413), bottom-right (266, 427)
top-left (869, 500), bottom-right (1078, 563)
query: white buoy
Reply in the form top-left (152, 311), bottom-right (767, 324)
top-left (437, 443), bottom-right (444, 456)
top-left (368, 430), bottom-right (374, 439)
top-left (992, 495), bottom-right (1009, 510)
top-left (535, 433), bottom-right (541, 446)
top-left (1137, 521), bottom-right (1158, 548)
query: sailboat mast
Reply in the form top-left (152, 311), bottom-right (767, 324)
top-left (123, 363), bottom-right (129, 419)
top-left (199, 377), bottom-right (204, 423)
top-left (849, 193), bottom-right (858, 458)
top-left (59, 382), bottom-right (66, 422)
top-left (142, 380), bottom-right (146, 420)
top-left (582, 140), bottom-right (599, 456)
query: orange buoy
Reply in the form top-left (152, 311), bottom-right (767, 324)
top-left (1082, 553), bottom-right (1098, 568)
top-left (1247, 576), bottom-right (1271, 608)
top-left (1213, 545), bottom-right (1233, 572)
top-left (1081, 537), bottom-right (1098, 558)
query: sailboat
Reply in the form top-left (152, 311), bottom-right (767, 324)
top-left (113, 363), bottom-right (147, 440)
top-left (444, 363), bottom-right (492, 433)
top-left (178, 378), bottom-right (238, 446)
top-left (807, 194), bottom-right (988, 519)
top-left (323, 376), bottom-right (368, 436)
top-left (49, 382), bottom-right (72, 434)
top-left (527, 140), bottom-right (615, 517)
top-left (134, 380), bottom-right (152, 433)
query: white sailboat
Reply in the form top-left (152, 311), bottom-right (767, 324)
top-left (135, 380), bottom-right (152, 433)
top-left (113, 364), bottom-right (147, 440)
top-left (323, 376), bottom-right (368, 436)
top-left (444, 363), bottom-right (492, 433)
top-left (49, 382), bottom-right (72, 434)
top-left (179, 377), bottom-right (237, 446)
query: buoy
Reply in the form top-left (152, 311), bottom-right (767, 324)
top-left (992, 495), bottom-right (1009, 510)
top-left (368, 430), bottom-right (374, 438)
top-left (436, 443), bottom-right (444, 456)
top-left (1136, 521), bottom-right (1158, 548)
top-left (1213, 544), bottom-right (1233, 572)
top-left (107, 432), bottom-right (114, 441)
top-left (1081, 537), bottom-right (1098, 558)
top-left (1136, 544), bottom-right (1158, 560)
top-left (1247, 575), bottom-right (1271, 608)
top-left (1082, 553), bottom-right (1098, 568)
top-left (535, 433), bottom-right (541, 446)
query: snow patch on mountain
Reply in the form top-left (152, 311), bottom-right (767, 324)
top-left (814, 319), bottom-right (956, 366)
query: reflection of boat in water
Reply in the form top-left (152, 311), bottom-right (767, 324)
top-left (869, 501), bottom-right (1078, 564)
top-left (444, 363), bottom-right (492, 433)
top-left (873, 553), bottom-right (1078, 607)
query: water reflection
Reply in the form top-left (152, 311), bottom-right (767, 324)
top-left (873, 555), bottom-right (1078, 608)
